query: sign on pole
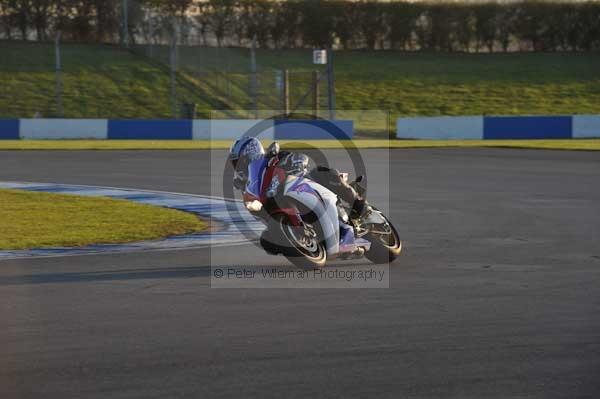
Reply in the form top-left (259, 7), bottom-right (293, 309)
top-left (313, 49), bottom-right (327, 65)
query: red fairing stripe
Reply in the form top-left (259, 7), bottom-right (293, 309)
top-left (260, 166), bottom-right (274, 201)
top-left (260, 162), bottom-right (301, 225)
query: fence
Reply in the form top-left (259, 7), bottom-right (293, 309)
top-left (131, 40), bottom-right (333, 120)
top-left (0, 40), bottom-right (186, 119)
top-left (0, 39), bottom-right (333, 122)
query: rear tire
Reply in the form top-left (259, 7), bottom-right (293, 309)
top-left (264, 214), bottom-right (327, 270)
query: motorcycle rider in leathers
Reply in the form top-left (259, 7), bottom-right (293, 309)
top-left (228, 136), bottom-right (368, 221)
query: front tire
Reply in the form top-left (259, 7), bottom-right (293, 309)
top-left (365, 212), bottom-right (402, 264)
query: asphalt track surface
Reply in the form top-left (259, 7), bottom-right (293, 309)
top-left (0, 149), bottom-right (599, 398)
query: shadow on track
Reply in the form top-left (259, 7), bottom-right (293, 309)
top-left (0, 266), bottom-right (212, 286)
top-left (0, 262), bottom-right (376, 286)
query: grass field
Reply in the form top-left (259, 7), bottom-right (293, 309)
top-left (253, 50), bottom-right (600, 118)
top-left (0, 139), bottom-right (599, 151)
top-left (0, 41), bottom-right (226, 120)
top-left (2, 41), bottom-right (600, 137)
top-left (0, 189), bottom-right (207, 250)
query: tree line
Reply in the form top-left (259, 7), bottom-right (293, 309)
top-left (1, 0), bottom-right (600, 52)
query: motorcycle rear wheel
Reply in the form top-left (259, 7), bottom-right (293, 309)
top-left (263, 212), bottom-right (327, 270)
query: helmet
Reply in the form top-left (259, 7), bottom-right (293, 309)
top-left (279, 152), bottom-right (309, 176)
top-left (228, 136), bottom-right (265, 171)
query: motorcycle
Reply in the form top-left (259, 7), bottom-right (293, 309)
top-left (241, 144), bottom-right (402, 269)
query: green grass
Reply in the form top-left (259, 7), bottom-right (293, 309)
top-left (2, 42), bottom-right (600, 137)
top-left (0, 139), bottom-right (599, 151)
top-left (0, 188), bottom-right (207, 250)
top-left (180, 48), bottom-right (600, 135)
top-left (0, 41), bottom-right (223, 119)
top-left (252, 49), bottom-right (600, 118)
top-left (182, 48), bottom-right (600, 117)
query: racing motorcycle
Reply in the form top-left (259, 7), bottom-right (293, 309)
top-left (242, 143), bottom-right (402, 269)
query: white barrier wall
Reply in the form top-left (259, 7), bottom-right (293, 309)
top-left (20, 119), bottom-right (108, 139)
top-left (12, 116), bottom-right (600, 140)
top-left (397, 116), bottom-right (484, 139)
top-left (193, 119), bottom-right (275, 140)
top-left (572, 115), bottom-right (600, 138)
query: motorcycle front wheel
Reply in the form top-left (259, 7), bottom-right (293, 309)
top-left (364, 210), bottom-right (402, 264)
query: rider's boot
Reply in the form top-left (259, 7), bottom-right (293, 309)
top-left (350, 197), bottom-right (370, 220)
top-left (309, 166), bottom-right (370, 220)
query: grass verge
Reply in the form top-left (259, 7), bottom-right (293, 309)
top-left (0, 189), bottom-right (207, 250)
top-left (0, 139), bottom-right (599, 151)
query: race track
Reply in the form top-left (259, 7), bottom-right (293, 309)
top-left (0, 149), bottom-right (599, 398)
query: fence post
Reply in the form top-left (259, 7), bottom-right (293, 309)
top-left (122, 0), bottom-right (129, 48)
top-left (250, 35), bottom-right (258, 118)
top-left (283, 69), bottom-right (290, 118)
top-left (55, 31), bottom-right (63, 118)
top-left (147, 12), bottom-right (154, 58)
top-left (226, 51), bottom-right (231, 101)
top-left (312, 70), bottom-right (320, 119)
top-left (327, 47), bottom-right (336, 120)
top-left (170, 20), bottom-right (178, 119)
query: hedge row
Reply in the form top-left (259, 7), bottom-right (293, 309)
top-left (1, 1), bottom-right (600, 52)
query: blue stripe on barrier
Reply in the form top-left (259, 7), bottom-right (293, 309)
top-left (107, 120), bottom-right (192, 140)
top-left (484, 116), bottom-right (572, 140)
top-left (0, 119), bottom-right (20, 140)
top-left (274, 120), bottom-right (353, 140)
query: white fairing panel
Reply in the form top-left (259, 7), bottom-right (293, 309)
top-left (284, 178), bottom-right (340, 256)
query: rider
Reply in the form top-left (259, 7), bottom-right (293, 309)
top-left (228, 136), bottom-right (368, 220)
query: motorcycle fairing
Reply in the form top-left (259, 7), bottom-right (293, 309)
top-left (284, 176), bottom-right (340, 256)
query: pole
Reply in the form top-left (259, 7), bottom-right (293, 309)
top-left (55, 31), bottom-right (63, 117)
top-left (147, 12), bottom-right (154, 58)
top-left (312, 70), bottom-right (319, 119)
top-left (170, 20), bottom-right (178, 119)
top-left (226, 52), bottom-right (231, 101)
top-left (283, 69), bottom-right (290, 118)
top-left (123, 0), bottom-right (129, 48)
top-left (250, 35), bottom-right (258, 118)
top-left (327, 47), bottom-right (336, 120)
top-left (387, 111), bottom-right (391, 139)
